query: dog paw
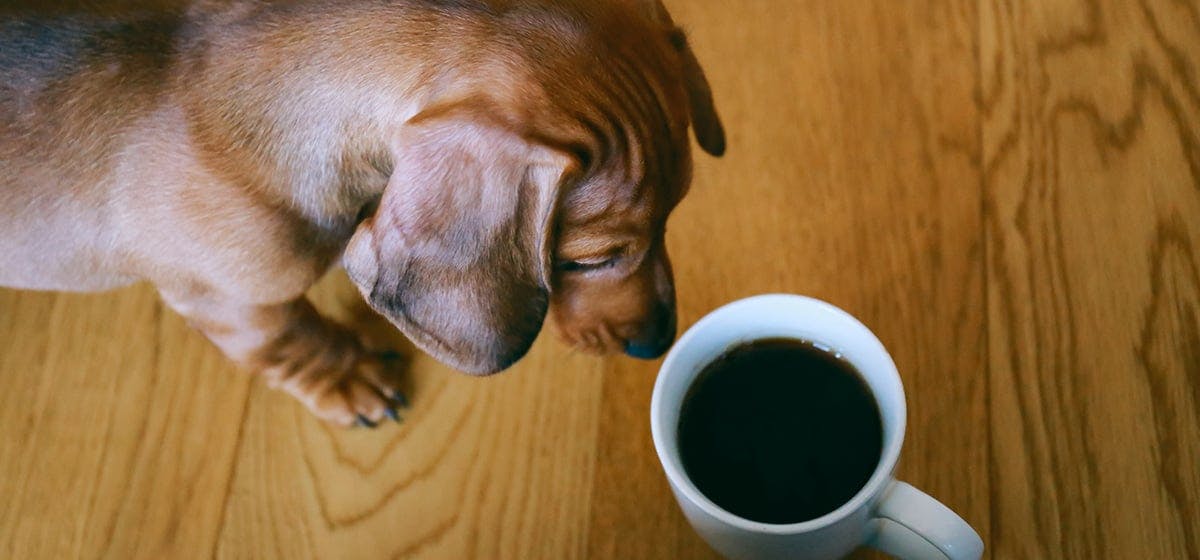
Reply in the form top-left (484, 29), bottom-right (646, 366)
top-left (260, 338), bottom-right (410, 428)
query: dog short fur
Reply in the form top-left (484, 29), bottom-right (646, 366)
top-left (0, 0), bottom-right (723, 426)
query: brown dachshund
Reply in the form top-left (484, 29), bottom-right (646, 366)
top-left (0, 0), bottom-right (724, 427)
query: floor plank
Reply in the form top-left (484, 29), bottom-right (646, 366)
top-left (982, 0), bottom-right (1200, 557)
top-left (585, 1), bottom-right (986, 558)
top-left (210, 275), bottom-right (609, 559)
top-left (0, 288), bottom-right (251, 559)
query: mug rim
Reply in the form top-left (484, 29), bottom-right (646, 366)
top-left (650, 293), bottom-right (907, 535)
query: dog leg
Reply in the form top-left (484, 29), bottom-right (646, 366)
top-left (160, 292), bottom-right (407, 428)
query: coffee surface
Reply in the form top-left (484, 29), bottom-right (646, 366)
top-left (678, 338), bottom-right (884, 524)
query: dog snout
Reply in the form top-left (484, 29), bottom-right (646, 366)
top-left (623, 302), bottom-right (677, 360)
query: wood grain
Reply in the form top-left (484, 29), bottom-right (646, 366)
top-left (1, 0), bottom-right (1196, 558)
top-left (983, 0), bottom-right (1200, 557)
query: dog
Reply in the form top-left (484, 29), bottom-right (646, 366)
top-left (0, 0), bottom-right (724, 427)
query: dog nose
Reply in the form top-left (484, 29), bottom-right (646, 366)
top-left (623, 304), bottom-right (677, 360)
top-left (625, 338), bottom-right (671, 359)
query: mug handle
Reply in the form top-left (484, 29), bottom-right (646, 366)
top-left (866, 480), bottom-right (984, 560)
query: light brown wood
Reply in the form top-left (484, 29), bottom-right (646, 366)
top-left (982, 0), bottom-right (1200, 558)
top-left (1, 1), bottom-right (1195, 558)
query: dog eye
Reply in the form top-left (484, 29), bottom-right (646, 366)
top-left (556, 256), bottom-right (620, 273)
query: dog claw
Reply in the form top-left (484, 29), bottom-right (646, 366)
top-left (390, 389), bottom-right (410, 409)
top-left (385, 407), bottom-right (402, 423)
top-left (377, 350), bottom-right (404, 362)
top-left (355, 414), bottom-right (377, 429)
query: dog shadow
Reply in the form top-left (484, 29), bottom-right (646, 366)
top-left (309, 269), bottom-right (422, 397)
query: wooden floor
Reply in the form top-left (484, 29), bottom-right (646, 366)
top-left (2, 0), bottom-right (1198, 558)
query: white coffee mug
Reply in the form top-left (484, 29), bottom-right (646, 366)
top-left (650, 294), bottom-right (983, 560)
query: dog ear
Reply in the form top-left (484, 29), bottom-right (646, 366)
top-left (343, 104), bottom-right (576, 375)
top-left (669, 28), bottom-right (726, 157)
top-left (633, 0), bottom-right (726, 156)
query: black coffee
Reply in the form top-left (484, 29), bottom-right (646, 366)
top-left (677, 338), bottom-right (883, 524)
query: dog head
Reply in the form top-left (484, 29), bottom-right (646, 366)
top-left (343, 0), bottom-right (723, 374)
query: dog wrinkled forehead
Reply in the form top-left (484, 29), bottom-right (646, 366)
top-left (485, 0), bottom-right (721, 239)
top-left (522, 56), bottom-right (692, 226)
top-left (557, 169), bottom-right (642, 227)
top-left (556, 145), bottom-right (689, 232)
